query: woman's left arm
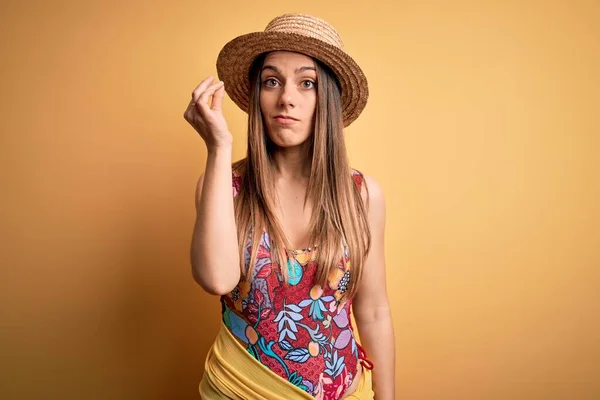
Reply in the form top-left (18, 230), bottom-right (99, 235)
top-left (353, 174), bottom-right (396, 400)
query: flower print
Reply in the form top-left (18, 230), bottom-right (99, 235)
top-left (308, 341), bottom-right (320, 357)
top-left (325, 350), bottom-right (346, 378)
top-left (327, 268), bottom-right (349, 314)
top-left (288, 371), bottom-right (309, 391)
top-left (328, 266), bottom-right (351, 306)
top-left (252, 255), bottom-right (273, 280)
top-left (293, 250), bottom-right (314, 266)
top-left (232, 174), bottom-right (241, 197)
top-left (328, 298), bottom-right (348, 315)
top-left (331, 366), bottom-right (352, 399)
top-left (328, 268), bottom-right (344, 290)
top-left (223, 306), bottom-right (250, 344)
top-left (245, 325), bottom-right (259, 345)
top-left (331, 307), bottom-right (349, 329)
top-left (242, 286), bottom-right (275, 328)
top-left (313, 372), bottom-right (332, 400)
top-left (295, 322), bottom-right (329, 345)
top-left (351, 336), bottom-right (359, 358)
top-left (313, 366), bottom-right (351, 400)
top-left (302, 379), bottom-right (314, 394)
top-left (229, 280), bottom-right (251, 312)
top-left (310, 285), bottom-right (323, 300)
top-left (333, 329), bottom-right (352, 350)
top-left (299, 285), bottom-right (334, 321)
top-left (336, 270), bottom-right (351, 298)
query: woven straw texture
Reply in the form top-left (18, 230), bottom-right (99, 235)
top-left (216, 14), bottom-right (368, 127)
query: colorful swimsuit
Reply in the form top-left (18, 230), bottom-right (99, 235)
top-left (220, 169), bottom-right (373, 400)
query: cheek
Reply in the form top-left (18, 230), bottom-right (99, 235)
top-left (261, 87), bottom-right (279, 101)
top-left (259, 90), bottom-right (274, 111)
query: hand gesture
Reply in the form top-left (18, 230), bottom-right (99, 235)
top-left (184, 76), bottom-right (232, 148)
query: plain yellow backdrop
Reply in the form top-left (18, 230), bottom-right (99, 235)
top-left (1, 0), bottom-right (598, 399)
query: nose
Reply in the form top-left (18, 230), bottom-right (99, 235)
top-left (278, 82), bottom-right (296, 108)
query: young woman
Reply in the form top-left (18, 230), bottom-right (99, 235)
top-left (184, 13), bottom-right (395, 400)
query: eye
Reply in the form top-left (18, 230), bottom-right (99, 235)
top-left (302, 80), bottom-right (316, 89)
top-left (263, 78), bottom-right (279, 88)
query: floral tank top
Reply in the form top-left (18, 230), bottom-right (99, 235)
top-left (220, 168), bottom-right (374, 400)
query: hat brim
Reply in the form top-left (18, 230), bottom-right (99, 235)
top-left (216, 32), bottom-right (368, 127)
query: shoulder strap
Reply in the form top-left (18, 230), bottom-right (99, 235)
top-left (352, 169), bottom-right (364, 192)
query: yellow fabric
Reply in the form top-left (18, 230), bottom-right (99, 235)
top-left (199, 321), bottom-right (374, 399)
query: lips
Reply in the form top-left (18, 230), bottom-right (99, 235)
top-left (274, 115), bottom-right (299, 121)
top-left (274, 115), bottom-right (299, 125)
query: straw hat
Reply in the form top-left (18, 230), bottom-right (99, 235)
top-left (216, 13), bottom-right (369, 127)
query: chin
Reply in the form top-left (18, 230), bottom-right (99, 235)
top-left (271, 137), bottom-right (309, 148)
top-left (267, 128), bottom-right (311, 148)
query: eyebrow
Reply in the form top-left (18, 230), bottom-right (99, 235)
top-left (261, 65), bottom-right (316, 74)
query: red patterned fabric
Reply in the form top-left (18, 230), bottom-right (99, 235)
top-left (221, 168), bottom-right (373, 400)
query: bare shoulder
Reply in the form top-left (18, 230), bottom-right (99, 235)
top-left (355, 171), bottom-right (386, 216)
top-left (351, 172), bottom-right (389, 315)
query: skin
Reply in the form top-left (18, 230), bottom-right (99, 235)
top-left (184, 51), bottom-right (395, 399)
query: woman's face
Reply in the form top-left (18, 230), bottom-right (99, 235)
top-left (259, 51), bottom-right (317, 148)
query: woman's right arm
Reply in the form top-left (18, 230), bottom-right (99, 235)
top-left (184, 77), bottom-right (240, 295)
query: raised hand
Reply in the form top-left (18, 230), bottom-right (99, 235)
top-left (184, 76), bottom-right (232, 149)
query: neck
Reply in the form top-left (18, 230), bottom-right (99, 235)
top-left (270, 142), bottom-right (312, 181)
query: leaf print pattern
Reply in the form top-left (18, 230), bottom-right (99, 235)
top-left (220, 168), bottom-right (370, 400)
top-left (274, 302), bottom-right (303, 342)
top-left (325, 350), bottom-right (345, 378)
top-left (285, 348), bottom-right (311, 363)
top-left (287, 258), bottom-right (304, 285)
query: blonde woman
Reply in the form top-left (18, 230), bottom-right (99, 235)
top-left (184, 13), bottom-right (395, 400)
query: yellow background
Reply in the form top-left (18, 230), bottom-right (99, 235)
top-left (1, 0), bottom-right (598, 398)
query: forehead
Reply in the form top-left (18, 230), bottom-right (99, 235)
top-left (262, 51), bottom-right (316, 71)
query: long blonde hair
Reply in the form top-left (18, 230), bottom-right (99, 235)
top-left (233, 53), bottom-right (371, 302)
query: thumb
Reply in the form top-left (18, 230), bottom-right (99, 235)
top-left (211, 83), bottom-right (225, 112)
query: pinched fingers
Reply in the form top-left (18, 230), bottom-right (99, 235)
top-left (191, 76), bottom-right (215, 104)
top-left (185, 76), bottom-right (217, 121)
top-left (211, 83), bottom-right (225, 112)
top-left (197, 80), bottom-right (225, 117)
top-left (184, 77), bottom-right (231, 146)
